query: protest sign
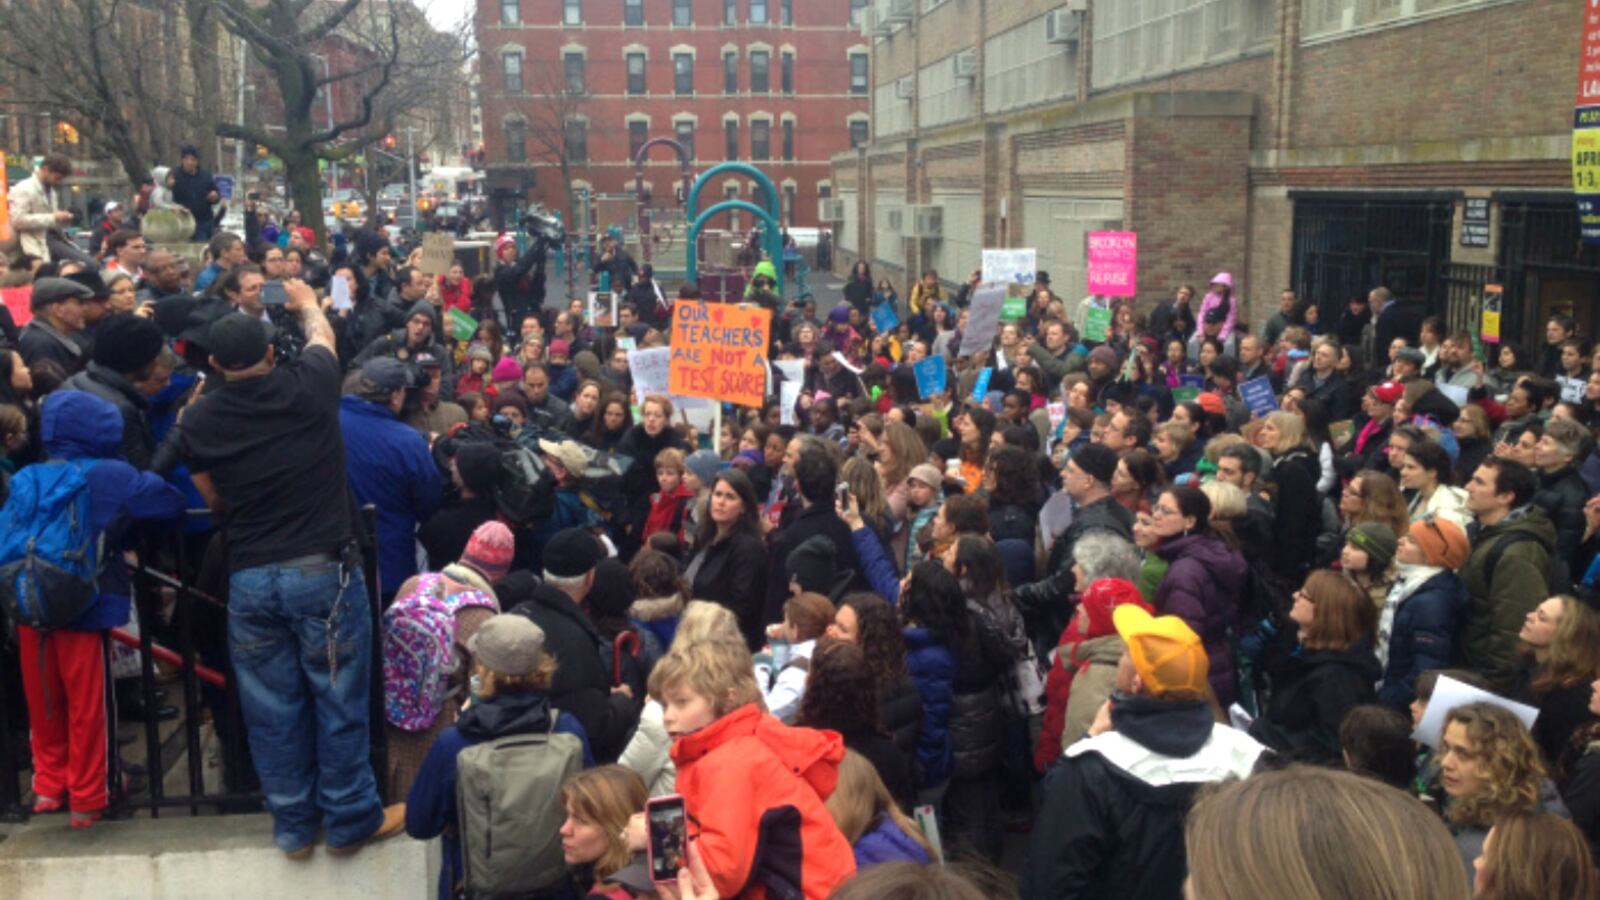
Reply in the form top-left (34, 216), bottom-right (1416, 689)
top-left (448, 308), bottom-right (477, 342)
top-left (981, 248), bottom-right (1036, 286)
top-left (1083, 305), bottom-right (1111, 343)
top-left (913, 356), bottom-right (947, 399)
top-left (330, 274), bottom-right (353, 312)
top-left (871, 303), bottom-right (899, 334)
top-left (960, 286), bottom-right (1005, 356)
top-left (1238, 376), bottom-right (1278, 419)
top-left (214, 175), bottom-right (234, 200)
top-left (589, 292), bottom-right (618, 328)
top-left (1437, 383), bottom-right (1470, 406)
top-left (1560, 376), bottom-right (1587, 403)
top-left (1001, 295), bottom-right (1026, 321)
top-left (779, 381), bottom-right (802, 425)
top-left (0, 152), bottom-right (10, 246)
top-left (971, 368), bottom-right (993, 402)
top-left (1413, 676), bottom-right (1538, 748)
top-left (1480, 284), bottom-right (1503, 342)
top-left (1086, 231), bottom-right (1137, 297)
top-left (1178, 374), bottom-right (1206, 390)
top-left (1171, 387), bottom-right (1200, 405)
top-left (419, 233), bottom-right (455, 277)
top-left (668, 301), bottom-right (771, 409)
top-left (628, 347), bottom-right (673, 407)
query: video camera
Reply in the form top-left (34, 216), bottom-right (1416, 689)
top-left (519, 209), bottom-right (566, 245)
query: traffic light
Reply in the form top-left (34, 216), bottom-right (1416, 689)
top-left (384, 134), bottom-right (397, 150)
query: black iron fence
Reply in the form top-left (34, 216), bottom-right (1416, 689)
top-left (0, 507), bottom-right (387, 823)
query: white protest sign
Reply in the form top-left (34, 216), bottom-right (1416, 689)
top-left (1412, 675), bottom-right (1538, 748)
top-left (628, 346), bottom-right (709, 411)
top-left (780, 381), bottom-right (802, 426)
top-left (982, 248), bottom-right (1037, 286)
top-left (959, 285), bottom-right (1006, 356)
top-left (330, 274), bottom-right (353, 312)
top-left (588, 291), bottom-right (618, 328)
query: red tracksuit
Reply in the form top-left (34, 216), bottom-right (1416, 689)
top-left (18, 626), bottom-right (116, 814)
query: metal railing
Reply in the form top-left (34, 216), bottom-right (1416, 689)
top-left (0, 506), bottom-right (387, 822)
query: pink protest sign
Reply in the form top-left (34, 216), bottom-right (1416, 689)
top-left (1086, 231), bottom-right (1138, 297)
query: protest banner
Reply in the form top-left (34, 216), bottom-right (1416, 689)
top-left (1178, 374), bottom-right (1206, 390)
top-left (589, 292), bottom-right (619, 328)
top-left (1238, 376), bottom-right (1278, 419)
top-left (981, 248), bottom-right (1036, 286)
top-left (668, 301), bottom-right (771, 409)
top-left (419, 233), bottom-right (455, 277)
top-left (1480, 284), bottom-right (1503, 342)
top-left (1575, 1), bottom-right (1600, 244)
top-left (1001, 295), bottom-right (1027, 321)
top-left (1086, 231), bottom-right (1138, 297)
top-left (871, 303), bottom-right (899, 334)
top-left (779, 381), bottom-right (802, 426)
top-left (971, 368), bottom-right (993, 402)
top-left (913, 356), bottom-right (947, 399)
top-left (447, 308), bottom-right (477, 342)
top-left (1083, 305), bottom-right (1112, 343)
top-left (1171, 387), bottom-right (1200, 405)
top-left (960, 286), bottom-right (1005, 356)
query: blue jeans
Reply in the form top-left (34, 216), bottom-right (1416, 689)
top-left (191, 218), bottom-right (217, 242)
top-left (229, 559), bottom-right (383, 852)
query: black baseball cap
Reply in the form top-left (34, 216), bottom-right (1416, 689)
top-left (207, 313), bottom-right (272, 370)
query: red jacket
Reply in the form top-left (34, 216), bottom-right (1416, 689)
top-left (671, 704), bottom-right (856, 899)
top-left (641, 484), bottom-right (694, 543)
top-left (438, 275), bottom-right (471, 313)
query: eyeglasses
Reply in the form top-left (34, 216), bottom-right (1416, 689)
top-left (1151, 504), bottom-right (1178, 518)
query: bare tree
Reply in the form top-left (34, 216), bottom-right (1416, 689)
top-left (516, 59), bottom-right (609, 232)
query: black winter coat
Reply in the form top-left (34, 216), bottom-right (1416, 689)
top-left (1293, 370), bottom-right (1357, 422)
top-left (1249, 640), bottom-right (1381, 764)
top-left (1014, 496), bottom-right (1133, 654)
top-left (1534, 466), bottom-right (1590, 582)
top-left (503, 572), bottom-right (641, 762)
top-left (688, 530), bottom-right (769, 651)
top-left (1268, 448), bottom-right (1322, 582)
top-left (614, 424), bottom-right (689, 544)
top-left (417, 495), bottom-right (499, 572)
top-left (879, 675), bottom-right (923, 771)
top-left (61, 361), bottom-right (181, 474)
top-left (948, 628), bottom-right (1002, 780)
top-left (763, 503), bottom-right (863, 628)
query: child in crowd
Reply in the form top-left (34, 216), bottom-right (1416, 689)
top-left (903, 463), bottom-right (945, 571)
top-left (627, 548), bottom-right (688, 652)
top-left (824, 750), bottom-right (934, 870)
top-left (650, 640), bottom-right (857, 898)
top-left (642, 448), bottom-right (693, 544)
top-left (760, 592), bottom-right (837, 723)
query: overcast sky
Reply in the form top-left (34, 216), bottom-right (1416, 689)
top-left (422, 0), bottom-right (475, 36)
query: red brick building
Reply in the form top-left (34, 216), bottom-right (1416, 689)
top-left (836, 0), bottom-right (1597, 353)
top-left (476, 0), bottom-right (871, 237)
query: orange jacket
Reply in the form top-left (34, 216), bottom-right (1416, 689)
top-left (670, 704), bottom-right (857, 899)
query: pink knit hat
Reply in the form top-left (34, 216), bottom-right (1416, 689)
top-left (491, 357), bottom-right (523, 382)
top-left (462, 521), bottom-right (515, 584)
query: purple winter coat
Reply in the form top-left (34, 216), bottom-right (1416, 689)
top-left (1151, 533), bottom-right (1247, 707)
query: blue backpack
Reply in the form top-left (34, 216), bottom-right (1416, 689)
top-left (0, 459), bottom-right (102, 636)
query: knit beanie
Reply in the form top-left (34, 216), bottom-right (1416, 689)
top-left (91, 314), bottom-right (166, 374)
top-left (1347, 522), bottom-right (1397, 570)
top-left (1409, 517), bottom-right (1470, 570)
top-left (461, 521), bottom-right (515, 584)
top-left (1078, 578), bottom-right (1152, 639)
top-left (1196, 391), bottom-right (1226, 416)
top-left (786, 535), bottom-right (837, 594)
top-left (491, 357), bottom-right (523, 382)
top-left (1070, 443), bottom-right (1119, 486)
top-left (1088, 345), bottom-right (1119, 369)
top-left (586, 559), bottom-right (636, 620)
top-left (453, 443), bottom-right (503, 496)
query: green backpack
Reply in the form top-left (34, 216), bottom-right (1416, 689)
top-left (454, 712), bottom-right (584, 899)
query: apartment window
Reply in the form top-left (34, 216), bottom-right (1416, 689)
top-left (849, 53), bottom-right (868, 95)
top-left (563, 0), bottom-right (582, 25)
top-left (725, 184), bottom-right (740, 231)
top-left (781, 119), bottom-right (794, 161)
top-left (673, 0), bottom-right (692, 26)
top-left (564, 53), bottom-right (585, 94)
top-left (750, 51), bottom-right (770, 93)
top-left (724, 52), bottom-right (738, 93)
top-left (750, 0), bottom-right (768, 24)
top-left (674, 53), bottom-right (695, 95)
top-left (629, 121), bottom-right (649, 159)
top-left (780, 52), bottom-right (794, 94)
top-left (501, 0), bottom-right (519, 25)
top-left (505, 120), bottom-right (526, 162)
top-left (751, 120), bottom-right (770, 161)
top-left (781, 0), bottom-right (792, 25)
top-left (724, 0), bottom-right (736, 26)
top-left (724, 119), bottom-right (739, 160)
top-left (675, 121), bottom-right (696, 160)
top-left (849, 119), bottom-right (869, 148)
top-left (565, 119), bottom-right (588, 162)
top-left (623, 0), bottom-right (643, 26)
top-left (626, 53), bottom-right (646, 94)
top-left (502, 52), bottom-right (523, 94)
top-left (849, 0), bottom-right (868, 25)
top-left (783, 185), bottom-right (796, 226)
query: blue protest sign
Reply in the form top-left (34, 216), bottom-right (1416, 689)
top-left (871, 303), bottom-right (899, 334)
top-left (1239, 376), bottom-right (1278, 419)
top-left (971, 367), bottom-right (992, 402)
top-left (914, 356), bottom-right (948, 399)
top-left (214, 175), bottom-right (234, 200)
top-left (1178, 374), bottom-right (1206, 389)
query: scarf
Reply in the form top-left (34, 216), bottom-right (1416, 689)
top-left (442, 563), bottom-right (499, 607)
top-left (1377, 563), bottom-right (1442, 668)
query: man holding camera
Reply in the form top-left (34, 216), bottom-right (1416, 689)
top-left (180, 281), bottom-right (405, 858)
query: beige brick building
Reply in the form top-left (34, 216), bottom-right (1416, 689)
top-left (831, 0), bottom-right (1595, 351)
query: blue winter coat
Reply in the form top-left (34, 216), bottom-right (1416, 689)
top-left (339, 395), bottom-right (442, 595)
top-left (903, 626), bottom-right (956, 789)
top-left (546, 361), bottom-right (578, 403)
top-left (1377, 568), bottom-right (1467, 711)
top-left (22, 391), bottom-right (187, 630)
top-left (853, 814), bottom-right (931, 869)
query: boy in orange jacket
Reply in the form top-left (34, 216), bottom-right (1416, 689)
top-left (649, 640), bottom-right (857, 899)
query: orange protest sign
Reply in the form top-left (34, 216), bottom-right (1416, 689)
top-left (0, 151), bottom-right (11, 245)
top-left (668, 300), bottom-right (771, 409)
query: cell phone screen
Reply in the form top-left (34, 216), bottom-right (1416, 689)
top-left (261, 281), bottom-right (288, 307)
top-left (647, 796), bottom-right (686, 882)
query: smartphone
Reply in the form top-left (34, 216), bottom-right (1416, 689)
top-left (260, 280), bottom-right (288, 307)
top-left (835, 482), bottom-right (851, 506)
top-left (646, 795), bottom-right (687, 883)
top-left (247, 191), bottom-right (261, 201)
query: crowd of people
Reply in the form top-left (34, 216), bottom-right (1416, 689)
top-left (3, 148), bottom-right (1600, 899)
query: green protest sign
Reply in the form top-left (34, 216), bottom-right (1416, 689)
top-left (448, 308), bottom-right (478, 342)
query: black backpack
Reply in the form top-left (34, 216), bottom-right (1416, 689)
top-left (1483, 530), bottom-right (1571, 597)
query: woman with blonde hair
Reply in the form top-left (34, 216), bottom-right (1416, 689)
top-left (1438, 702), bottom-right (1565, 885)
top-left (617, 600), bottom-right (749, 797)
top-left (1518, 594), bottom-right (1600, 772)
top-left (1472, 810), bottom-right (1599, 900)
top-left (560, 766), bottom-right (657, 898)
top-left (1256, 410), bottom-right (1322, 583)
top-left (1452, 403), bottom-right (1493, 484)
top-left (876, 419), bottom-right (927, 523)
top-left (824, 750), bottom-right (934, 869)
top-left (1184, 765), bottom-right (1470, 900)
top-left (841, 455), bottom-right (891, 547)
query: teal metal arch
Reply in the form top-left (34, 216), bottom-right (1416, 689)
top-left (686, 200), bottom-right (783, 291)
top-left (685, 162), bottom-right (785, 294)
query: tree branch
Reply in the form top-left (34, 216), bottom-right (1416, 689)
top-left (297, 0), bottom-right (363, 44)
